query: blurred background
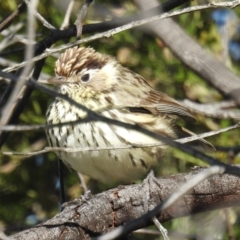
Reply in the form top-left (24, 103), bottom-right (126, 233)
top-left (0, 0), bottom-right (240, 239)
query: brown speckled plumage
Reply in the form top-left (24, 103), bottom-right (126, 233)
top-left (46, 47), bottom-right (213, 185)
top-left (55, 47), bottom-right (110, 78)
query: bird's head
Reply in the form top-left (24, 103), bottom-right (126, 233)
top-left (50, 47), bottom-right (122, 101)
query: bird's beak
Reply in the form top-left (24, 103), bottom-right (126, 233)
top-left (48, 77), bottom-right (67, 85)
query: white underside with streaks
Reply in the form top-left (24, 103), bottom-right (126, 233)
top-left (46, 100), bottom-right (176, 184)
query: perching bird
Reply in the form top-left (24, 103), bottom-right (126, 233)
top-left (46, 47), bottom-right (213, 185)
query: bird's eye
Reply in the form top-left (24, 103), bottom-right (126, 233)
top-left (81, 73), bottom-right (90, 82)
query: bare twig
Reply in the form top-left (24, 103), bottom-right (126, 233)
top-left (210, 0), bottom-right (240, 8)
top-left (0, 108), bottom-right (238, 132)
top-left (152, 217), bottom-right (169, 240)
top-left (2, 123), bottom-right (240, 157)
top-left (182, 100), bottom-right (237, 109)
top-left (60, 0), bottom-right (75, 30)
top-left (3, 0), bottom-right (240, 73)
top-left (0, 2), bottom-right (26, 33)
top-left (77, 173), bottom-right (88, 193)
top-left (24, 0), bottom-right (55, 29)
top-left (0, 0), bottom-right (38, 127)
top-left (134, 229), bottom-right (162, 235)
top-left (182, 99), bottom-right (240, 120)
top-left (74, 0), bottom-right (93, 38)
top-left (0, 23), bottom-right (24, 51)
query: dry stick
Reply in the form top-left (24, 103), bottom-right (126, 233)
top-left (152, 217), bottom-right (169, 240)
top-left (182, 100), bottom-right (240, 120)
top-left (24, 0), bottom-right (55, 29)
top-left (74, 0), bottom-right (93, 38)
top-left (0, 64), bottom-right (46, 148)
top-left (211, 0), bottom-right (240, 7)
top-left (0, 105), bottom-right (239, 132)
top-left (3, 0), bottom-right (240, 74)
top-left (77, 172), bottom-right (88, 193)
top-left (0, 2), bottom-right (26, 32)
top-left (2, 123), bottom-right (240, 157)
top-left (1, 70), bottom-right (240, 177)
top-left (60, 0), bottom-right (76, 30)
top-left (0, 23), bottom-right (25, 51)
top-left (0, 0), bottom-right (38, 127)
top-left (96, 166), bottom-right (225, 240)
top-left (185, 99), bottom-right (237, 109)
top-left (134, 229), bottom-right (163, 236)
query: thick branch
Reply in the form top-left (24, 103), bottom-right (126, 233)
top-left (12, 168), bottom-right (240, 239)
top-left (135, 0), bottom-right (240, 105)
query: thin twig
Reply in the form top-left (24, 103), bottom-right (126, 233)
top-left (24, 0), bottom-right (55, 29)
top-left (3, 0), bottom-right (240, 73)
top-left (182, 100), bottom-right (237, 109)
top-left (74, 0), bottom-right (93, 38)
top-left (152, 217), bottom-right (169, 240)
top-left (0, 2), bottom-right (26, 33)
top-left (182, 100), bottom-right (240, 120)
top-left (0, 0), bottom-right (38, 127)
top-left (2, 123), bottom-right (240, 157)
top-left (0, 108), bottom-right (238, 132)
top-left (134, 229), bottom-right (162, 235)
top-left (77, 173), bottom-right (88, 193)
top-left (0, 23), bottom-right (24, 51)
top-left (210, 0), bottom-right (240, 8)
top-left (60, 0), bottom-right (76, 30)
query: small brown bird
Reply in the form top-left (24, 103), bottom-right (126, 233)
top-left (46, 47), bottom-right (212, 185)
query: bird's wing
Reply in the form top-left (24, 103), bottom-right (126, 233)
top-left (139, 89), bottom-right (196, 123)
top-left (114, 68), bottom-right (195, 122)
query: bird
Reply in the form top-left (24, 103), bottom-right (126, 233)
top-left (46, 46), bottom-right (213, 185)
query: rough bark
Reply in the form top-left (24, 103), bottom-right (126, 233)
top-left (12, 168), bottom-right (240, 239)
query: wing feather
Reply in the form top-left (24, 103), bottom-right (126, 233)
top-left (140, 90), bottom-right (196, 122)
top-left (115, 69), bottom-right (195, 122)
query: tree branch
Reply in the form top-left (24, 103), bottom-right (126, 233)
top-left (135, 0), bottom-right (240, 105)
top-left (11, 167), bottom-right (240, 239)
top-left (0, 2), bottom-right (26, 33)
